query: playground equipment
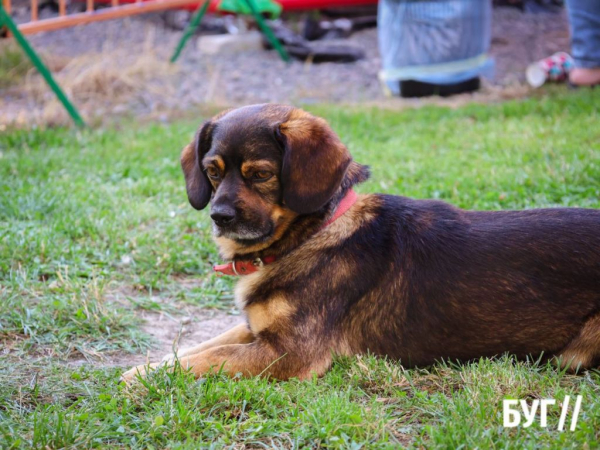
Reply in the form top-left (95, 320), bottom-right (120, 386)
top-left (0, 4), bottom-right (86, 126)
top-left (0, 0), bottom-right (290, 126)
top-left (0, 0), bottom-right (377, 126)
top-left (90, 0), bottom-right (377, 14)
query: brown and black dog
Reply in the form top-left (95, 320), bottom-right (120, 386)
top-left (122, 104), bottom-right (600, 383)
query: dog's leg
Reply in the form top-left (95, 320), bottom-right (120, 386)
top-left (121, 324), bottom-right (255, 383)
top-left (122, 339), bottom-right (331, 383)
top-left (557, 313), bottom-right (600, 371)
top-left (165, 323), bottom-right (254, 361)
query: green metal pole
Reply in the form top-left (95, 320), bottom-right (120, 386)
top-left (170, 0), bottom-right (210, 63)
top-left (0, 5), bottom-right (85, 128)
top-left (243, 0), bottom-right (289, 63)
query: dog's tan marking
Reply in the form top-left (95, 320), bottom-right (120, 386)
top-left (202, 155), bottom-right (225, 173)
top-left (558, 313), bottom-right (600, 371)
top-left (216, 237), bottom-right (246, 261)
top-left (245, 296), bottom-right (295, 334)
top-left (234, 271), bottom-right (264, 309)
top-left (181, 143), bottom-right (195, 176)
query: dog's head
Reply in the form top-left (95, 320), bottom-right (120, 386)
top-left (181, 104), bottom-right (359, 253)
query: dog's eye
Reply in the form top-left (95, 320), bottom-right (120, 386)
top-left (206, 167), bottom-right (220, 180)
top-left (253, 171), bottom-right (273, 181)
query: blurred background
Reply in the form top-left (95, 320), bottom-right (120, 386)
top-left (0, 0), bottom-right (571, 126)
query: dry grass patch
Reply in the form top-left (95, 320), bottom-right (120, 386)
top-left (2, 32), bottom-right (178, 127)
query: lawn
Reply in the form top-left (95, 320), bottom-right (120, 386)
top-left (1, 89), bottom-right (599, 449)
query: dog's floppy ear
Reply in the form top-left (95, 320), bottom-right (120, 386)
top-left (180, 121), bottom-right (215, 210)
top-left (277, 109), bottom-right (352, 215)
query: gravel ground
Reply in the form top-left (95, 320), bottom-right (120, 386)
top-left (1, 6), bottom-right (570, 126)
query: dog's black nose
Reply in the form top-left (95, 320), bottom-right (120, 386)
top-left (210, 206), bottom-right (236, 227)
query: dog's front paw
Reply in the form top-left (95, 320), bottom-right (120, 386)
top-left (161, 353), bottom-right (176, 366)
top-left (161, 346), bottom-right (194, 365)
top-left (120, 363), bottom-right (159, 384)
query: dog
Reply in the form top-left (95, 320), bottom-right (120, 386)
top-left (121, 104), bottom-right (600, 383)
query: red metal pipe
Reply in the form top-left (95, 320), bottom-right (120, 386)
top-left (87, 0), bottom-right (377, 13)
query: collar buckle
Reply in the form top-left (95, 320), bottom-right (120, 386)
top-left (231, 260), bottom-right (241, 276)
top-left (253, 257), bottom-right (264, 268)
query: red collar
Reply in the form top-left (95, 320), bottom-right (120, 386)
top-left (213, 189), bottom-right (358, 276)
top-left (213, 255), bottom-right (277, 276)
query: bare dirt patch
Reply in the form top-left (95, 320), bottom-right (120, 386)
top-left (74, 284), bottom-right (244, 368)
top-left (131, 307), bottom-right (243, 366)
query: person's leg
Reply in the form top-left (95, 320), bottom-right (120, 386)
top-left (566, 0), bottom-right (600, 85)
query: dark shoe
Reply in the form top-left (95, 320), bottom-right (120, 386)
top-left (400, 77), bottom-right (480, 98)
top-left (285, 43), bottom-right (364, 63)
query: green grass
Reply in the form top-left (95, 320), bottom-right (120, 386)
top-left (1, 89), bottom-right (599, 448)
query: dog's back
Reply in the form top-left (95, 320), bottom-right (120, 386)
top-left (347, 195), bottom-right (600, 367)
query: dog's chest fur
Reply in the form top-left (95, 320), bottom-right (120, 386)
top-left (234, 272), bottom-right (275, 335)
